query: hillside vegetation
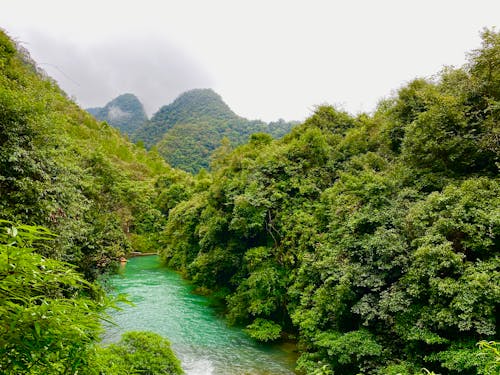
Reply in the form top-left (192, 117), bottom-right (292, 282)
top-left (87, 93), bottom-right (148, 136)
top-left (132, 88), bottom-right (298, 172)
top-left (1, 25), bottom-right (499, 375)
top-left (0, 29), bottom-right (187, 373)
top-left (159, 29), bottom-right (500, 375)
top-left (0, 29), bottom-right (195, 278)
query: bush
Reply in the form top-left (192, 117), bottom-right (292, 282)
top-left (244, 318), bottom-right (282, 342)
top-left (88, 331), bottom-right (183, 375)
top-left (0, 221), bottom-right (106, 374)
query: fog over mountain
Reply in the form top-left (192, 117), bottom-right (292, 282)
top-left (2, 0), bottom-right (499, 121)
top-left (23, 32), bottom-right (214, 116)
top-left (88, 93), bottom-right (148, 135)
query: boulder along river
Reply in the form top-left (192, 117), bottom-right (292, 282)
top-left (103, 255), bottom-right (297, 374)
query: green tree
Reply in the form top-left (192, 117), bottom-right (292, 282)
top-left (0, 221), bottom-right (107, 374)
top-left (87, 332), bottom-right (183, 375)
top-left (156, 29), bottom-right (500, 375)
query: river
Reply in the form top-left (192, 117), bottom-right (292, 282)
top-left (103, 255), bottom-right (297, 375)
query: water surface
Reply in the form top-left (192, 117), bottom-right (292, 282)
top-left (104, 255), bottom-right (297, 375)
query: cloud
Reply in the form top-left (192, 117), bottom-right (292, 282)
top-left (3, 0), bottom-right (499, 122)
top-left (23, 31), bottom-right (214, 116)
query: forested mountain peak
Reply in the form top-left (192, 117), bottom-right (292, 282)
top-left (132, 88), bottom-right (298, 173)
top-left (87, 93), bottom-right (148, 136)
top-left (132, 88), bottom-right (239, 149)
top-left (88, 88), bottom-right (297, 173)
top-left (152, 88), bottom-right (239, 124)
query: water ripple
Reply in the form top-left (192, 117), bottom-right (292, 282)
top-left (103, 256), bottom-right (296, 375)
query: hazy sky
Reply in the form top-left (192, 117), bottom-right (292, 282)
top-left (1, 0), bottom-right (498, 121)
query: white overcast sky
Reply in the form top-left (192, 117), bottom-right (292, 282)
top-left (1, 0), bottom-right (498, 121)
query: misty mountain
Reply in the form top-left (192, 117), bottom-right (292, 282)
top-left (132, 89), bottom-right (298, 173)
top-left (87, 93), bottom-right (148, 136)
top-left (132, 88), bottom-right (236, 149)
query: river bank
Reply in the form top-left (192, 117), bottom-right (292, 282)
top-left (104, 255), bottom-right (298, 374)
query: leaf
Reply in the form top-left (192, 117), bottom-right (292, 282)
top-left (8, 226), bottom-right (18, 238)
top-left (34, 322), bottom-right (41, 337)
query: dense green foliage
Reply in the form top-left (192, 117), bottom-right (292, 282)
top-left (132, 88), bottom-right (298, 172)
top-left (0, 221), bottom-right (106, 374)
top-left (87, 93), bottom-right (148, 136)
top-left (160, 29), bottom-right (500, 374)
top-left (0, 31), bottom-right (186, 373)
top-left (0, 221), bottom-right (182, 375)
top-left (87, 331), bottom-right (183, 375)
top-left (0, 30), bottom-right (186, 278)
top-left (477, 341), bottom-right (500, 375)
top-left (2, 24), bottom-right (499, 375)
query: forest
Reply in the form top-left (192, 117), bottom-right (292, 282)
top-left (0, 26), bottom-right (499, 375)
top-left (158, 29), bottom-right (499, 374)
top-left (87, 93), bottom-right (148, 136)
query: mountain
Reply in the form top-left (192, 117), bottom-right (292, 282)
top-left (132, 89), bottom-right (298, 173)
top-left (133, 89), bottom-right (240, 149)
top-left (87, 93), bottom-right (148, 136)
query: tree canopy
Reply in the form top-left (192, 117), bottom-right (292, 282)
top-left (159, 29), bottom-right (500, 375)
top-left (131, 88), bottom-right (298, 172)
top-left (87, 93), bottom-right (148, 136)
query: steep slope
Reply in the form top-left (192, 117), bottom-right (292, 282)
top-left (133, 88), bottom-right (237, 148)
top-left (0, 30), bottom-right (188, 279)
top-left (0, 30), bottom-right (189, 375)
top-left (87, 93), bottom-right (148, 135)
top-left (133, 88), bottom-right (298, 172)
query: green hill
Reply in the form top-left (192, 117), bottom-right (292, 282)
top-left (132, 89), bottom-right (298, 173)
top-left (87, 93), bottom-right (148, 136)
top-left (133, 88), bottom-right (240, 148)
top-left (0, 30), bottom-right (187, 279)
top-left (0, 29), bottom-right (189, 374)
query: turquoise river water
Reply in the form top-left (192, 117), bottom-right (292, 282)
top-left (104, 255), bottom-right (297, 375)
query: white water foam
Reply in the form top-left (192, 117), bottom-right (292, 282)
top-left (182, 357), bottom-right (215, 375)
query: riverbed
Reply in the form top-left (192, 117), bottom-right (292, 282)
top-left (103, 255), bottom-right (297, 374)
